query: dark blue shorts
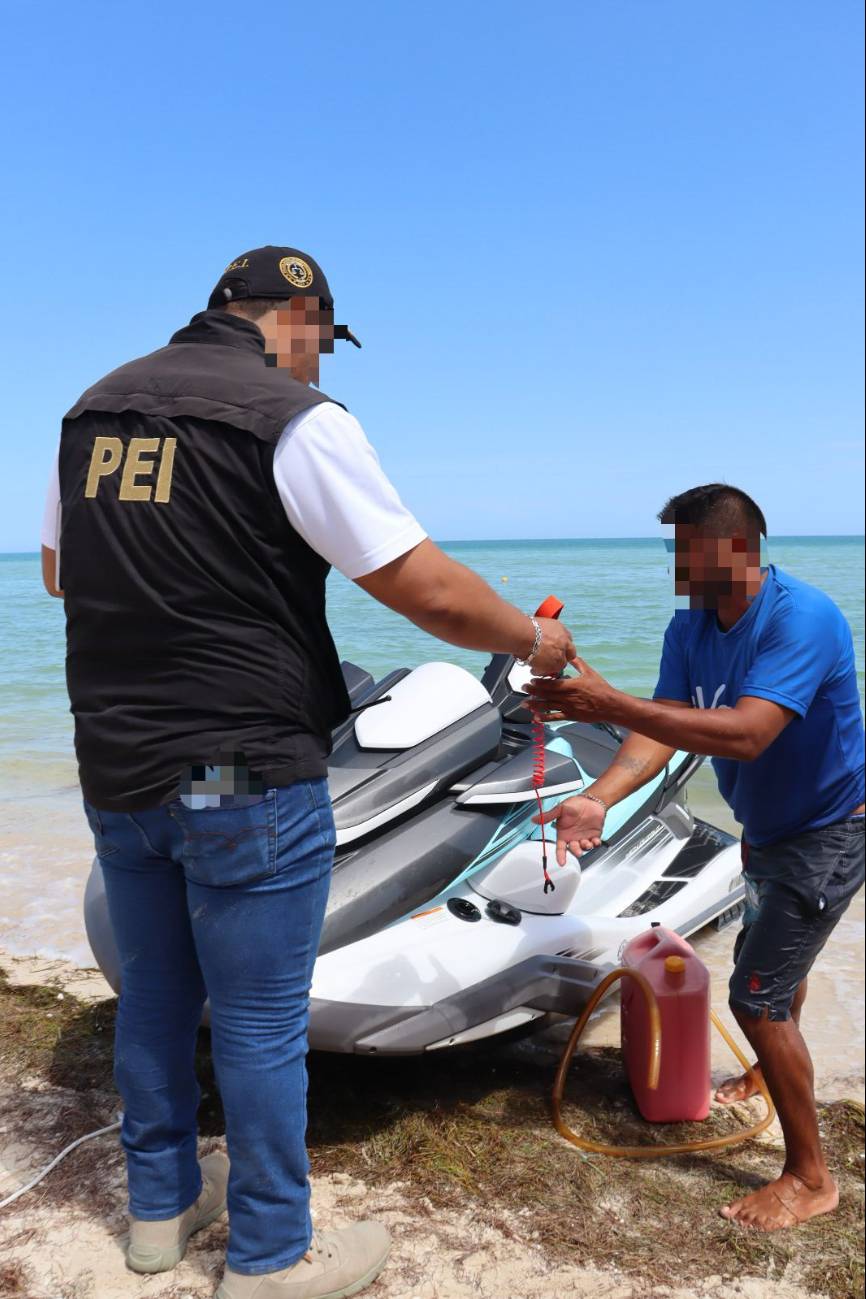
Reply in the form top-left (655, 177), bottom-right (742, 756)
top-left (729, 816), bottom-right (865, 1022)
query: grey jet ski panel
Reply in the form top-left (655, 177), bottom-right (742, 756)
top-left (308, 952), bottom-right (606, 1056)
top-left (329, 705), bottom-right (502, 836)
top-left (455, 744), bottom-right (581, 803)
top-left (327, 766), bottom-right (381, 803)
top-left (319, 798), bottom-right (500, 954)
top-left (349, 953), bottom-right (606, 1055)
top-left (558, 727), bottom-right (622, 779)
top-left (341, 661), bottom-right (375, 704)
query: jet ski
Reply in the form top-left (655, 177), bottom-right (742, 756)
top-left (83, 631), bottom-right (745, 1056)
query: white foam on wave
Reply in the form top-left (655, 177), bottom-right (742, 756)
top-left (0, 787), bottom-right (96, 967)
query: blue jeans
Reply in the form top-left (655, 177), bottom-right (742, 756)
top-left (84, 779), bottom-right (335, 1276)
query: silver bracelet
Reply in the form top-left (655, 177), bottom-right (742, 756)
top-left (576, 791), bottom-right (607, 814)
top-left (517, 616), bottom-right (542, 666)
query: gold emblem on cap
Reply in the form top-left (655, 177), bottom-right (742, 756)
top-left (279, 256), bottom-right (314, 289)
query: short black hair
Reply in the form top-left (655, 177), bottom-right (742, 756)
top-left (220, 297), bottom-right (278, 323)
top-left (657, 484), bottom-right (767, 537)
top-left (220, 295), bottom-right (330, 324)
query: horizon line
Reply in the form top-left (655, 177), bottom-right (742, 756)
top-left (2, 532), bottom-right (865, 558)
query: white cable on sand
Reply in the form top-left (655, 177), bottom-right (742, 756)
top-left (0, 1114), bottom-right (123, 1210)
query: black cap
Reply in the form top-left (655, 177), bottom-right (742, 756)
top-left (207, 246), bottom-right (361, 347)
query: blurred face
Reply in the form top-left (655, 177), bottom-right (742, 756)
top-left (673, 525), bottom-right (764, 611)
top-left (260, 296), bottom-right (335, 385)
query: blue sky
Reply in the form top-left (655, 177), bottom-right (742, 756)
top-left (0, 1), bottom-right (863, 550)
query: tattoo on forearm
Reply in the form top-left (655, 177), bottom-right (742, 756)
top-left (611, 753), bottom-right (652, 778)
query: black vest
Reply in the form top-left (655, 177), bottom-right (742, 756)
top-left (59, 310), bottom-right (351, 811)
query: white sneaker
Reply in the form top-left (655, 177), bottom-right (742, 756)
top-left (127, 1151), bottom-right (229, 1273)
top-left (215, 1221), bottom-right (391, 1299)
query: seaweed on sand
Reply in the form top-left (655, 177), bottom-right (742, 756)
top-left (0, 965), bottom-right (863, 1297)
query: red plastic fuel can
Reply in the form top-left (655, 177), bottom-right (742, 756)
top-left (620, 925), bottom-right (711, 1122)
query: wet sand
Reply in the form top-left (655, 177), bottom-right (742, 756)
top-left (0, 785), bottom-right (95, 966)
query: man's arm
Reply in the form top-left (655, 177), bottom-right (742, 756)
top-left (41, 545), bottom-right (63, 598)
top-left (535, 706), bottom-right (687, 864)
top-left (604, 690), bottom-right (794, 761)
top-left (41, 443), bottom-right (63, 596)
top-left (271, 407), bottom-right (576, 676)
top-left (585, 723), bottom-right (682, 806)
top-left (355, 539), bottom-right (574, 675)
top-left (528, 658), bottom-right (795, 762)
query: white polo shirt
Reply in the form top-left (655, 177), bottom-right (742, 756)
top-left (42, 402), bottom-right (427, 580)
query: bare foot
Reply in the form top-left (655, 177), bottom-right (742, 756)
top-left (714, 1067), bottom-right (762, 1104)
top-left (719, 1171), bottom-right (838, 1231)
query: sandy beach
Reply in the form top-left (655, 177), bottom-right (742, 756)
top-left (1, 911), bottom-right (863, 1299)
top-left (1, 766), bottom-right (864, 1298)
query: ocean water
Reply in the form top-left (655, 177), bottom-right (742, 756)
top-left (0, 537), bottom-right (863, 963)
top-left (1, 536), bottom-right (863, 805)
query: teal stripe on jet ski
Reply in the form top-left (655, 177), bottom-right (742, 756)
top-left (527, 768), bottom-right (665, 841)
top-left (527, 736), bottom-right (693, 842)
top-left (546, 735), bottom-right (576, 759)
top-left (445, 801), bottom-right (541, 889)
top-left (446, 737), bottom-right (694, 883)
top-left (436, 733), bottom-right (583, 891)
top-left (384, 737), bottom-right (694, 928)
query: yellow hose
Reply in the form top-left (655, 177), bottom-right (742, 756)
top-left (552, 966), bottom-right (776, 1158)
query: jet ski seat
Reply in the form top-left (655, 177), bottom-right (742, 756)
top-left (354, 662), bottom-right (493, 750)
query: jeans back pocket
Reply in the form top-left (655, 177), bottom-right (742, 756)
top-left (168, 791), bottom-right (278, 887)
top-left (83, 799), bottom-right (120, 857)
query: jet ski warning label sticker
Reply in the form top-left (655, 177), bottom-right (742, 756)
top-left (410, 906), bottom-right (447, 930)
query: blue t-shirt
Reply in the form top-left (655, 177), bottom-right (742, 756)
top-left (653, 566), bottom-right (865, 846)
